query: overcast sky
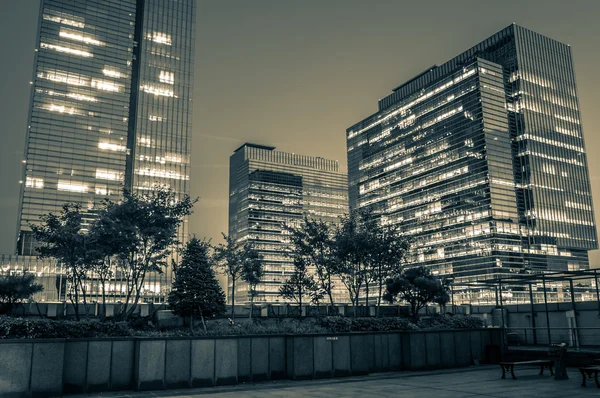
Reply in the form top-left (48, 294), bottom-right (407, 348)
top-left (0, 0), bottom-right (599, 265)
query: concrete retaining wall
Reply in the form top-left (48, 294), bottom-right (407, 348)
top-left (0, 328), bottom-right (502, 397)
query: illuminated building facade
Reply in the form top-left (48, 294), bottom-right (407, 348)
top-left (229, 143), bottom-right (348, 303)
top-left (14, 0), bottom-right (196, 301)
top-left (347, 24), bottom-right (597, 286)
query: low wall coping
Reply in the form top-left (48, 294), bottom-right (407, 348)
top-left (0, 328), bottom-right (492, 343)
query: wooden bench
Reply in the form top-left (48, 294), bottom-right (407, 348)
top-left (500, 360), bottom-right (554, 380)
top-left (578, 366), bottom-right (600, 388)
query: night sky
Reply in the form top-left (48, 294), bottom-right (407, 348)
top-left (0, 0), bottom-right (599, 265)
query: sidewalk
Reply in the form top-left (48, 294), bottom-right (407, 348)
top-left (77, 365), bottom-right (598, 398)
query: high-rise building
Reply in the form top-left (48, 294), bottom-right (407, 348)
top-left (14, 0), bottom-right (196, 301)
top-left (228, 143), bottom-right (349, 303)
top-left (346, 24), bottom-right (597, 288)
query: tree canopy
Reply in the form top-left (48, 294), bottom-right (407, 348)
top-left (0, 273), bottom-right (44, 315)
top-left (384, 266), bottom-right (450, 319)
top-left (168, 237), bottom-right (226, 331)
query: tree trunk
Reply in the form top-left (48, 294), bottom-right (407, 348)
top-left (126, 269), bottom-right (149, 319)
top-left (354, 290), bottom-right (359, 318)
top-left (200, 311), bottom-right (207, 332)
top-left (376, 280), bottom-right (383, 317)
top-left (101, 279), bottom-right (107, 320)
top-left (298, 286), bottom-right (302, 318)
top-left (71, 270), bottom-right (80, 321)
top-left (248, 289), bottom-right (254, 320)
top-left (79, 276), bottom-right (89, 318)
top-left (231, 278), bottom-right (236, 323)
top-left (365, 281), bottom-right (369, 315)
top-left (190, 313), bottom-right (194, 332)
top-left (326, 275), bottom-right (335, 315)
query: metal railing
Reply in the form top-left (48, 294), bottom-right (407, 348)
top-left (505, 327), bottom-right (600, 348)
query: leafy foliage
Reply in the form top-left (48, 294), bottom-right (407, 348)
top-left (278, 257), bottom-right (323, 311)
top-left (384, 266), bottom-right (450, 319)
top-left (285, 216), bottom-right (337, 308)
top-left (0, 314), bottom-right (483, 339)
top-left (168, 238), bottom-right (226, 330)
top-left (92, 187), bottom-right (195, 319)
top-left (214, 234), bottom-right (243, 321)
top-left (240, 242), bottom-right (264, 319)
top-left (331, 209), bottom-right (374, 315)
top-left (0, 316), bottom-right (131, 339)
top-left (316, 316), bottom-right (418, 333)
top-left (31, 203), bottom-right (93, 320)
top-left (366, 222), bottom-right (410, 314)
top-left (416, 314), bottom-right (484, 330)
top-left (0, 273), bottom-right (44, 314)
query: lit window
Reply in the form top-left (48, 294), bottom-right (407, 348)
top-left (91, 79), bottom-right (120, 92)
top-left (43, 11), bottom-right (85, 28)
top-left (95, 169), bottom-right (123, 181)
top-left (25, 177), bottom-right (44, 189)
top-left (40, 43), bottom-right (92, 57)
top-left (47, 104), bottom-right (78, 114)
top-left (164, 154), bottom-right (184, 163)
top-left (135, 168), bottom-right (189, 180)
top-left (102, 68), bottom-right (122, 78)
top-left (59, 29), bottom-right (104, 46)
top-left (94, 184), bottom-right (111, 196)
top-left (147, 32), bottom-right (172, 45)
top-left (98, 142), bottom-right (126, 152)
top-left (141, 84), bottom-right (173, 97)
top-left (57, 180), bottom-right (88, 193)
top-left (138, 136), bottom-right (154, 147)
top-left (66, 93), bottom-right (96, 102)
top-left (159, 71), bottom-right (174, 84)
top-left (38, 70), bottom-right (89, 86)
top-left (149, 115), bottom-right (165, 122)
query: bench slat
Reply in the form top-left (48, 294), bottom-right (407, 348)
top-left (500, 360), bottom-right (552, 366)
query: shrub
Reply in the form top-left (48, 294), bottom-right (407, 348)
top-left (416, 314), bottom-right (484, 330)
top-left (0, 316), bottom-right (131, 339)
top-left (317, 316), bottom-right (418, 333)
top-left (0, 314), bottom-right (483, 339)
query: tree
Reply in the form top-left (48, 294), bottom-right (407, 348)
top-left (0, 273), bottom-right (44, 315)
top-left (384, 267), bottom-right (450, 319)
top-left (214, 234), bottom-right (243, 323)
top-left (331, 210), bottom-right (372, 317)
top-left (367, 223), bottom-right (410, 316)
top-left (31, 203), bottom-right (93, 320)
top-left (278, 256), bottom-right (322, 315)
top-left (240, 242), bottom-right (264, 320)
top-left (93, 187), bottom-right (195, 320)
top-left (168, 237), bottom-right (226, 331)
top-left (286, 216), bottom-right (337, 312)
top-left (84, 227), bottom-right (114, 319)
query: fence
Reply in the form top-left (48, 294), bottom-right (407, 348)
top-left (0, 328), bottom-right (503, 397)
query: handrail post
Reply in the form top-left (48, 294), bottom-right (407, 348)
top-left (542, 275), bottom-right (551, 345)
top-left (529, 283), bottom-right (537, 345)
top-left (569, 279), bottom-right (578, 347)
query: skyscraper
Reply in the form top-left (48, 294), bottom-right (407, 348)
top-left (346, 24), bottom-right (597, 286)
top-left (13, 0), bottom-right (195, 302)
top-left (17, 0), bottom-right (195, 257)
top-left (229, 143), bottom-right (348, 303)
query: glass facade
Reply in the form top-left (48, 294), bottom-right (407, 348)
top-left (347, 25), bottom-right (597, 294)
top-left (229, 143), bottom-right (349, 303)
top-left (13, 0), bottom-right (196, 302)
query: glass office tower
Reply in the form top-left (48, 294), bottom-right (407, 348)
top-left (347, 24), bottom-right (597, 290)
top-left (14, 0), bottom-right (196, 302)
top-left (229, 143), bottom-right (349, 303)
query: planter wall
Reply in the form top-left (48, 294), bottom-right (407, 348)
top-left (0, 328), bottom-right (503, 397)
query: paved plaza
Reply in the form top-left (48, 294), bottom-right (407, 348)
top-left (80, 365), bottom-right (599, 398)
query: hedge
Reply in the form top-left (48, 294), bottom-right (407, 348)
top-left (0, 314), bottom-right (484, 339)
